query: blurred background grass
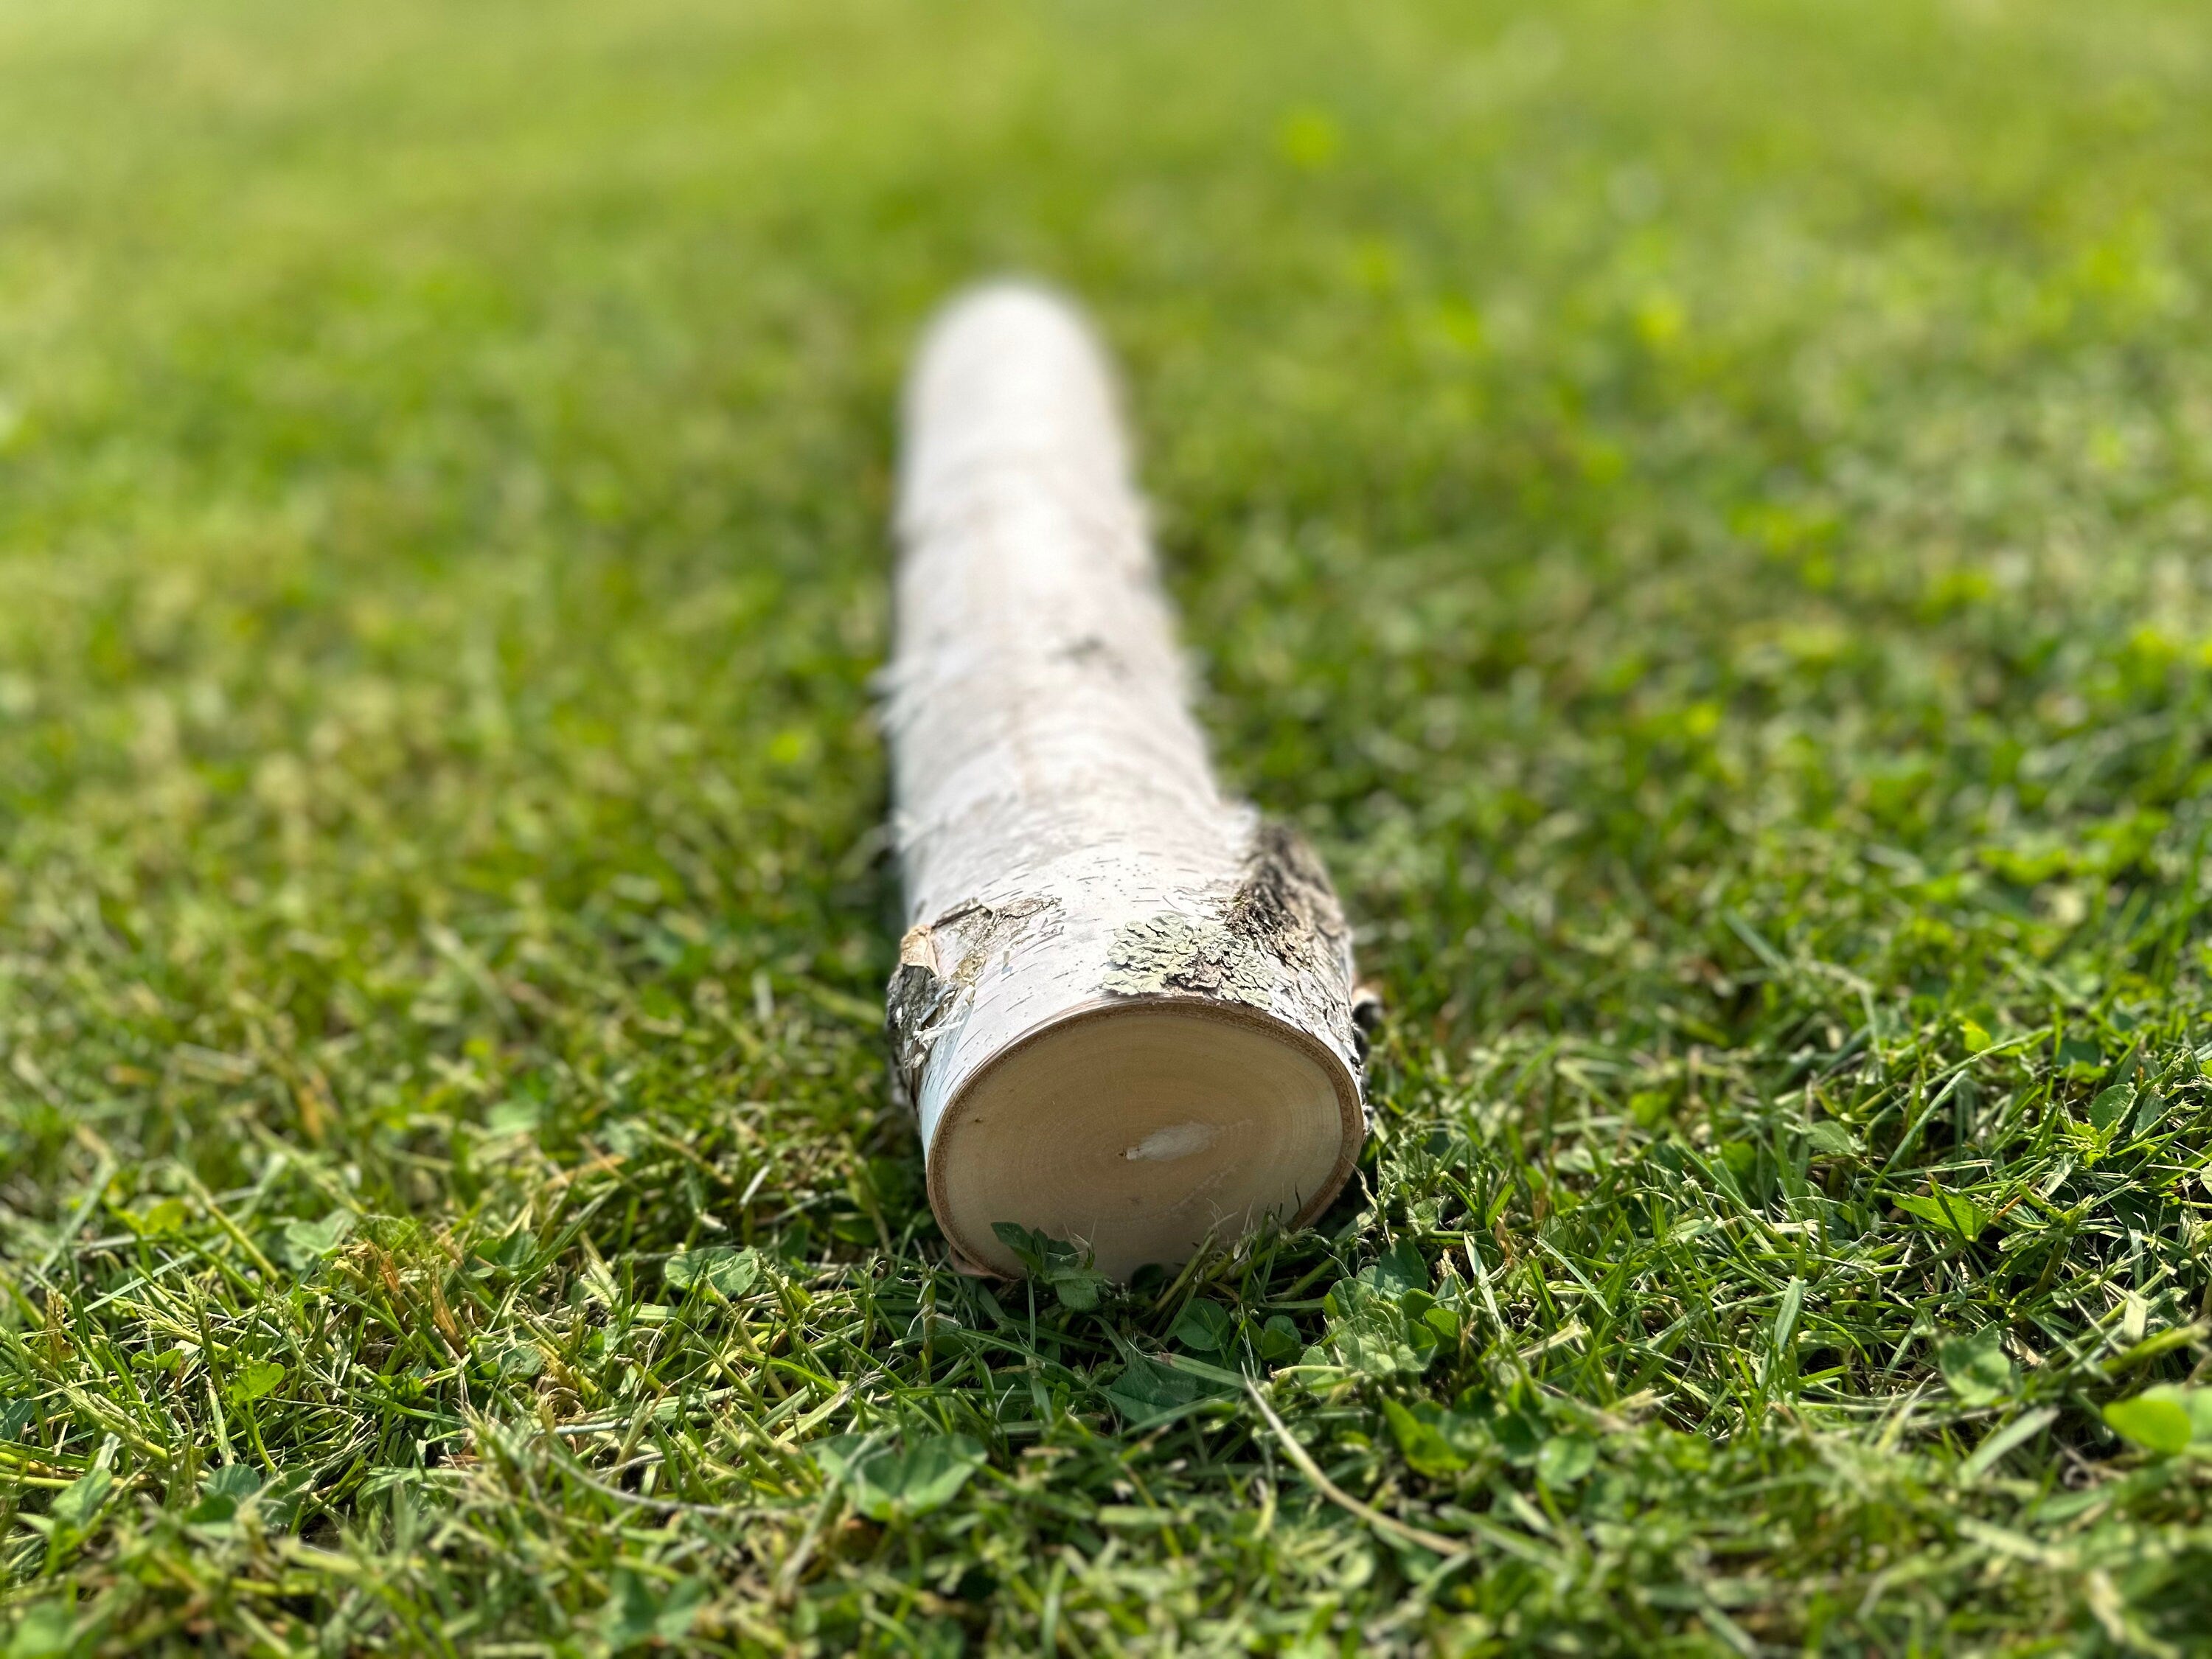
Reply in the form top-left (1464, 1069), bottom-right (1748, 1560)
top-left (4, 0), bottom-right (2212, 1652)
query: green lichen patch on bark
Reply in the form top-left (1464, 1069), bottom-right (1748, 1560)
top-left (1102, 911), bottom-right (1278, 1005)
top-left (1100, 823), bottom-right (1360, 1046)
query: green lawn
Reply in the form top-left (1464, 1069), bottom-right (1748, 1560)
top-left (4, 0), bottom-right (2212, 1651)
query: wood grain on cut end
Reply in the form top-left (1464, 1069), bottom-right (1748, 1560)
top-left (928, 997), bottom-right (1363, 1280)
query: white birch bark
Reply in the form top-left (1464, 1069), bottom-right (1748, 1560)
top-left (883, 282), bottom-right (1369, 1280)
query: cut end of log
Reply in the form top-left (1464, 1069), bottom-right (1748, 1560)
top-left (928, 997), bottom-right (1362, 1281)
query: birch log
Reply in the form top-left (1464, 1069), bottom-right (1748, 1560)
top-left (883, 283), bottom-right (1369, 1280)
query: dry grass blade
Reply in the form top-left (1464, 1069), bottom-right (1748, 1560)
top-left (1244, 1380), bottom-right (1469, 1561)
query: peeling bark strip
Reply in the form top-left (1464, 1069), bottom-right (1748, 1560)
top-left (882, 283), bottom-right (1367, 1279)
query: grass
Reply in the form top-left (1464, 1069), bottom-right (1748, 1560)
top-left (3, 0), bottom-right (2212, 1650)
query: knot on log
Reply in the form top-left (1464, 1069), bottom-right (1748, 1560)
top-left (884, 897), bottom-right (1060, 1113)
